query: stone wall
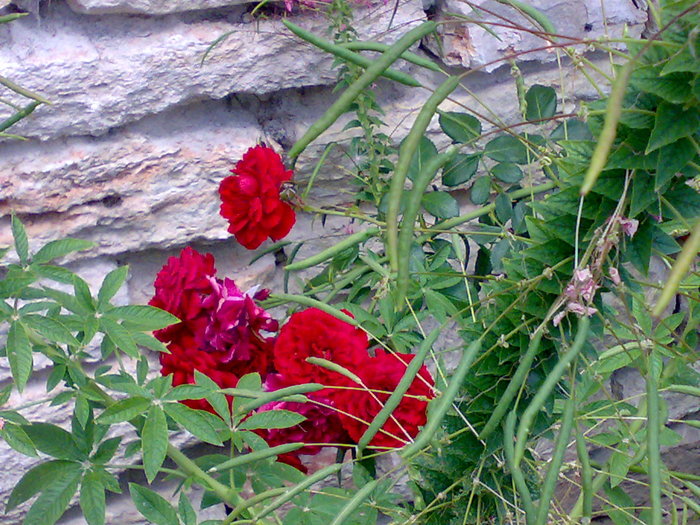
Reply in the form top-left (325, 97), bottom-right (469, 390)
top-left (2, 0), bottom-right (691, 523)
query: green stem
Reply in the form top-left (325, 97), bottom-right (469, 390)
top-left (575, 425), bottom-right (593, 521)
top-left (646, 352), bottom-right (663, 525)
top-left (503, 411), bottom-right (536, 524)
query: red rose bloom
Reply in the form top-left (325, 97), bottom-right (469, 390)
top-left (333, 350), bottom-right (435, 449)
top-left (273, 308), bottom-right (368, 394)
top-left (149, 247), bottom-right (216, 343)
top-left (219, 145), bottom-right (296, 250)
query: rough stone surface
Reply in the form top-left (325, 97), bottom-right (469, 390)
top-left (426, 0), bottom-right (648, 71)
top-left (0, 0), bottom-right (426, 141)
top-left (66, 0), bottom-right (246, 15)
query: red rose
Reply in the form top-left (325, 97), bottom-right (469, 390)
top-left (219, 145), bottom-right (296, 250)
top-left (273, 308), bottom-right (368, 394)
top-left (333, 350), bottom-right (435, 449)
top-left (149, 247), bottom-right (216, 343)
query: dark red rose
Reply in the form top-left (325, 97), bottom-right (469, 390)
top-left (333, 350), bottom-right (435, 449)
top-left (219, 145), bottom-right (296, 250)
top-left (149, 247), bottom-right (216, 343)
top-left (273, 308), bottom-right (368, 394)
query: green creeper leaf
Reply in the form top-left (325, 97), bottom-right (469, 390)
top-left (239, 409), bottom-right (306, 431)
top-left (647, 102), bottom-right (700, 153)
top-left (1, 422), bottom-right (38, 457)
top-left (11, 215), bottom-right (29, 265)
top-left (662, 182), bottom-right (700, 219)
top-left (525, 84), bottom-right (557, 120)
top-left (21, 422), bottom-right (85, 461)
top-left (484, 135), bottom-right (529, 164)
top-left (630, 68), bottom-right (693, 104)
top-left (97, 396), bottom-right (151, 425)
top-left (656, 138), bottom-right (696, 189)
top-left (99, 318), bottom-right (139, 358)
top-left (142, 406), bottom-right (168, 483)
top-left (609, 449), bottom-right (632, 488)
top-left (73, 275), bottom-right (96, 312)
top-left (164, 402), bottom-right (223, 445)
top-left (550, 119), bottom-right (593, 140)
top-left (179, 491), bottom-right (197, 525)
top-left (491, 162), bottom-right (523, 184)
top-left (32, 238), bottom-right (95, 264)
top-left (7, 321), bottom-right (33, 392)
top-left (80, 471), bottom-right (106, 525)
top-left (22, 462), bottom-right (82, 525)
top-left (7, 460), bottom-right (76, 511)
top-left (22, 314), bottom-right (79, 346)
top-left (404, 135), bottom-right (438, 182)
top-left (629, 172), bottom-right (656, 218)
top-left (97, 266), bottom-right (129, 309)
top-left (441, 153), bottom-right (479, 186)
top-left (661, 45), bottom-right (700, 74)
top-left (495, 193), bottom-right (512, 224)
top-left (422, 192), bottom-right (460, 219)
top-left (130, 483), bottom-right (179, 525)
top-left (470, 176), bottom-right (491, 205)
top-left (105, 305), bottom-right (180, 331)
top-left (438, 111), bottom-right (482, 143)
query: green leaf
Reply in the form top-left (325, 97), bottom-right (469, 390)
top-left (21, 423), bottom-right (85, 461)
top-left (484, 135), bottom-right (529, 164)
top-left (7, 321), bottom-right (33, 392)
top-left (22, 314), bottom-right (79, 346)
top-left (33, 239), bottom-right (95, 264)
top-left (91, 437), bottom-right (122, 464)
top-left (525, 84), bottom-right (557, 120)
top-left (422, 192), bottom-right (460, 219)
top-left (629, 173), bottom-right (656, 218)
top-left (609, 449), bottom-right (632, 488)
top-left (438, 111), bottom-right (482, 143)
top-left (99, 318), bottom-right (139, 358)
top-left (11, 215), bottom-right (29, 265)
top-left (647, 102), bottom-right (700, 153)
top-left (7, 460), bottom-right (77, 512)
top-left (631, 68), bottom-right (693, 104)
top-left (550, 119), bottom-right (592, 141)
top-left (656, 138), bottom-right (696, 189)
top-left (32, 264), bottom-right (76, 285)
top-left (132, 332), bottom-right (170, 353)
top-left (97, 266), bottom-right (129, 309)
top-left (404, 135), bottom-right (438, 182)
top-left (130, 483), bottom-right (179, 525)
top-left (22, 462), bottom-right (82, 525)
top-left (470, 176), bottom-right (491, 205)
top-left (97, 397), bottom-right (151, 425)
top-left (142, 406), bottom-right (168, 483)
top-left (164, 402), bottom-right (223, 445)
top-left (495, 193), bottom-right (512, 224)
top-left (239, 409), bottom-right (306, 431)
top-left (163, 384), bottom-right (210, 401)
top-left (1, 422), bottom-right (38, 457)
top-left (73, 275), bottom-right (96, 312)
top-left (661, 45), bottom-right (700, 74)
top-left (105, 305), bottom-right (180, 331)
top-left (179, 491), bottom-right (197, 525)
top-left (441, 153), bottom-right (479, 186)
top-left (80, 471), bottom-right (106, 525)
top-left (491, 162), bottom-right (523, 184)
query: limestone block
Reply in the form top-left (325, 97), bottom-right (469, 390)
top-left (426, 0), bottom-right (647, 71)
top-left (66, 0), bottom-right (246, 15)
top-left (0, 0), bottom-right (426, 141)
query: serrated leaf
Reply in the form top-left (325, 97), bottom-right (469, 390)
top-left (7, 321), bottom-right (33, 392)
top-left (491, 162), bottom-right (523, 183)
top-left (99, 318), bottom-right (139, 358)
top-left (97, 266), bottom-right (129, 309)
top-left (1, 422), bottom-right (38, 457)
top-left (0, 383), bottom-right (12, 405)
top-left (6, 460), bottom-right (76, 512)
top-left (22, 314), bottom-right (79, 346)
top-left (91, 437), bottom-right (122, 464)
top-left (422, 192), bottom-right (460, 219)
top-left (73, 275), bottom-right (95, 312)
top-left (97, 397), bottom-right (151, 425)
top-left (33, 238), bottom-right (94, 264)
top-left (21, 422), bottom-right (85, 461)
top-left (404, 135), bottom-right (438, 182)
top-left (484, 135), bottom-right (529, 164)
top-left (32, 264), bottom-right (77, 284)
top-left (80, 471), bottom-right (106, 525)
top-left (438, 111), bottom-right (482, 143)
top-left (470, 176), bottom-right (491, 205)
top-left (525, 84), bottom-right (557, 120)
top-left (22, 462), bottom-right (82, 525)
top-left (130, 483), bottom-right (179, 525)
top-left (163, 384), bottom-right (211, 401)
top-left (442, 153), bottom-right (479, 186)
top-left (11, 215), bottom-right (29, 265)
top-left (105, 305), bottom-right (180, 331)
top-left (647, 102), bottom-right (700, 153)
top-left (132, 332), bottom-right (170, 353)
top-left (239, 409), bottom-right (306, 431)
top-left (142, 406), bottom-right (168, 483)
top-left (164, 403), bottom-right (223, 445)
top-left (179, 492), bottom-right (197, 525)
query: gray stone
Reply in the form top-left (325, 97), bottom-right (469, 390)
top-left (426, 0), bottom-right (648, 71)
top-left (66, 0), bottom-right (246, 15)
top-left (0, 0), bottom-right (426, 141)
